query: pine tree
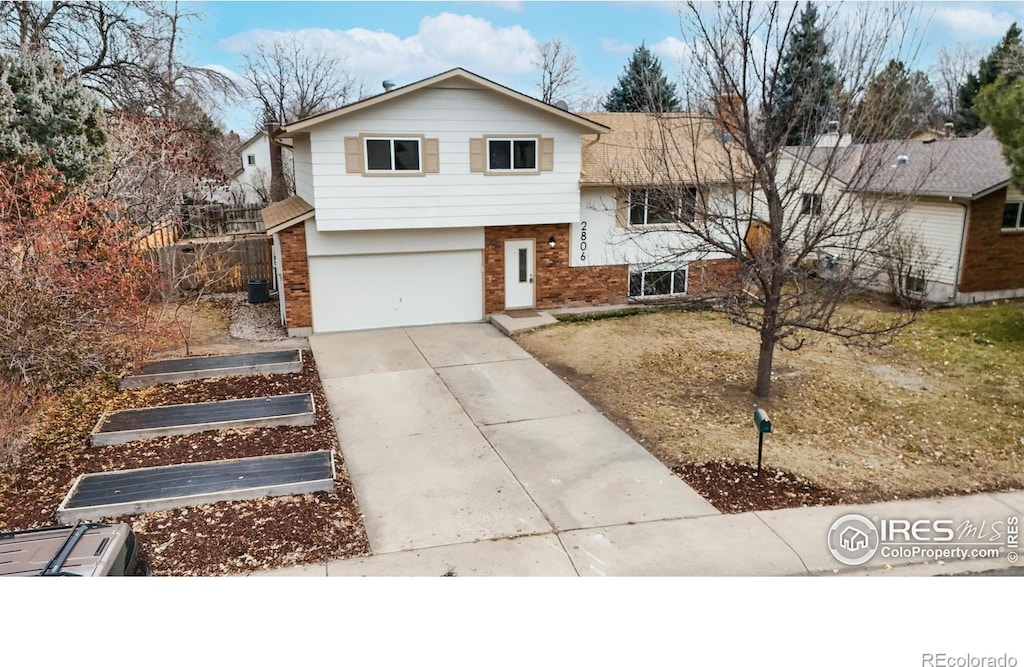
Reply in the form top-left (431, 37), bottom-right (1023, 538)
top-left (975, 36), bottom-right (1024, 189)
top-left (765, 2), bottom-right (839, 146)
top-left (956, 22), bottom-right (1022, 134)
top-left (0, 49), bottom-right (107, 184)
top-left (603, 43), bottom-right (681, 112)
top-left (849, 60), bottom-right (938, 141)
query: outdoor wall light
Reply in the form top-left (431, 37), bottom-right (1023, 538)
top-left (548, 236), bottom-right (556, 249)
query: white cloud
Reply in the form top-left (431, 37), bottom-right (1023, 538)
top-left (218, 12), bottom-right (539, 93)
top-left (650, 36), bottom-right (692, 64)
top-left (599, 37), bottom-right (633, 55)
top-left (934, 7), bottom-right (1018, 38)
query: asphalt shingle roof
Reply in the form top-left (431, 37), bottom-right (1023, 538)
top-left (787, 136), bottom-right (1010, 199)
top-left (578, 112), bottom-right (750, 186)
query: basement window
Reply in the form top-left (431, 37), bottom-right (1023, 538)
top-left (1002, 201), bottom-right (1023, 231)
top-left (629, 268), bottom-right (687, 297)
top-left (904, 270), bottom-right (926, 295)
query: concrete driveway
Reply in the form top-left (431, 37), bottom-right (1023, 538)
top-left (309, 323), bottom-right (718, 575)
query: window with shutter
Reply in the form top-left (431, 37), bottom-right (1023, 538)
top-left (344, 134), bottom-right (438, 175)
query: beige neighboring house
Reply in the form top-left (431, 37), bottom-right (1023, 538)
top-left (782, 133), bottom-right (1022, 304)
top-left (260, 68), bottom-right (750, 335)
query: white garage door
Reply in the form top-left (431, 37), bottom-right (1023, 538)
top-left (308, 250), bottom-right (483, 332)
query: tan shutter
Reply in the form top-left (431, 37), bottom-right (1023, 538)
top-left (469, 137), bottom-right (484, 173)
top-left (424, 138), bottom-right (440, 173)
top-left (539, 137), bottom-right (555, 171)
top-left (344, 136), bottom-right (362, 173)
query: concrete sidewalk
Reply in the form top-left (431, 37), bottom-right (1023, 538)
top-left (255, 323), bottom-right (1024, 577)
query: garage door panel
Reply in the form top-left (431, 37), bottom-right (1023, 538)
top-left (309, 251), bottom-right (483, 332)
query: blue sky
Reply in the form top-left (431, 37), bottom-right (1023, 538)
top-left (185, 1), bottom-right (1024, 133)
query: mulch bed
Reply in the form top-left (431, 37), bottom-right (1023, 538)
top-left (673, 460), bottom-right (841, 514)
top-left (0, 356), bottom-right (370, 576)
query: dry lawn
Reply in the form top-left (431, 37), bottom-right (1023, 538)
top-left (516, 302), bottom-right (1024, 503)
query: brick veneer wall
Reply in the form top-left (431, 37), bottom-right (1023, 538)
top-left (278, 222), bottom-right (312, 328)
top-left (686, 258), bottom-right (742, 297)
top-left (484, 224), bottom-right (628, 313)
top-left (959, 188), bottom-right (1024, 293)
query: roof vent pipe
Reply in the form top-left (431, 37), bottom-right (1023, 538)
top-left (895, 155), bottom-right (909, 165)
top-left (383, 80), bottom-right (396, 92)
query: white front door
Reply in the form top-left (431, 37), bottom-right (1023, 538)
top-left (504, 239), bottom-right (535, 309)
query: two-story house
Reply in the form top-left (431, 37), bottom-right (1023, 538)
top-left (223, 130), bottom-right (295, 205)
top-left (262, 68), bottom-right (742, 335)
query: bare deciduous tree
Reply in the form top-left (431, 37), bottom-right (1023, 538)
top-left (242, 36), bottom-right (360, 125)
top-left (0, 1), bottom-right (239, 115)
top-left (534, 38), bottom-right (580, 105)
top-left (602, 1), bottom-right (934, 398)
top-left (931, 43), bottom-right (984, 121)
top-left (90, 108), bottom-right (235, 241)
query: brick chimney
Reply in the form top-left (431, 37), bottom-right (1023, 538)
top-left (712, 92), bottom-right (745, 137)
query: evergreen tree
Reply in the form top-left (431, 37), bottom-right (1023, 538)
top-left (975, 41), bottom-right (1024, 189)
top-left (956, 22), bottom-right (1022, 134)
top-left (765, 2), bottom-right (839, 146)
top-left (604, 43), bottom-right (680, 112)
top-left (0, 49), bottom-right (106, 184)
top-left (850, 60), bottom-right (938, 141)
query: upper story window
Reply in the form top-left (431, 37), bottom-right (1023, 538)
top-left (345, 134), bottom-right (438, 176)
top-left (366, 137), bottom-right (421, 172)
top-left (800, 193), bottom-right (823, 216)
top-left (469, 136), bottom-right (552, 174)
top-left (1002, 201), bottom-right (1023, 231)
top-left (628, 188), bottom-right (697, 226)
top-left (246, 154), bottom-right (256, 166)
top-left (488, 138), bottom-right (537, 171)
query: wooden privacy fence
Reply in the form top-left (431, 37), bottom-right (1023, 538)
top-left (149, 236), bottom-right (274, 294)
top-left (181, 203), bottom-right (264, 238)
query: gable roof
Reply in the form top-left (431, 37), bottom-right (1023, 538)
top-left (262, 195), bottom-right (315, 235)
top-left (786, 136), bottom-right (1010, 200)
top-left (238, 130), bottom-right (268, 151)
top-left (279, 68), bottom-right (610, 136)
top-left (578, 112), bottom-right (750, 187)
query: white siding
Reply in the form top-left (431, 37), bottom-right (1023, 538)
top-left (305, 225), bottom-right (484, 257)
top-left (292, 135), bottom-right (314, 204)
top-left (304, 86), bottom-right (586, 231)
top-left (890, 197), bottom-right (966, 289)
top-left (574, 187), bottom-right (738, 269)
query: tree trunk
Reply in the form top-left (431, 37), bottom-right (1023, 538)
top-left (755, 325), bottom-right (775, 398)
top-left (266, 121), bottom-right (288, 203)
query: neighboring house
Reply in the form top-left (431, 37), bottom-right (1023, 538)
top-left (262, 68), bottom-right (746, 335)
top-left (222, 130), bottom-right (294, 205)
top-left (781, 134), bottom-right (1022, 304)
